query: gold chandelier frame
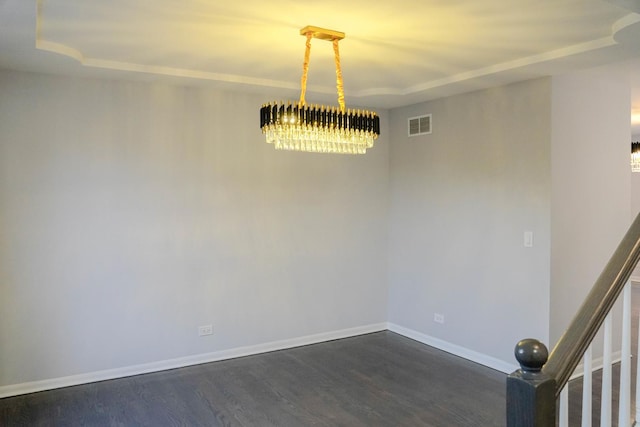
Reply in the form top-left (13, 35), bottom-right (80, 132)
top-left (260, 26), bottom-right (380, 154)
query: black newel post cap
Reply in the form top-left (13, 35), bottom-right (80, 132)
top-left (514, 338), bottom-right (549, 372)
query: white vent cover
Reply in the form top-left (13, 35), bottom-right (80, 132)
top-left (408, 114), bottom-right (432, 136)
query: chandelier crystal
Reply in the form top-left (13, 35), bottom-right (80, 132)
top-left (260, 26), bottom-right (380, 154)
top-left (632, 141), bottom-right (640, 173)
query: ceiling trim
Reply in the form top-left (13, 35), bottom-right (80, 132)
top-left (32, 30), bottom-right (620, 100)
top-left (392, 37), bottom-right (618, 97)
top-left (32, 0), bottom-right (639, 103)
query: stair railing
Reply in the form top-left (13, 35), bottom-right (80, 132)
top-left (507, 212), bottom-right (640, 426)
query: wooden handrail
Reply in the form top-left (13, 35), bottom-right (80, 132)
top-left (542, 211), bottom-right (640, 394)
top-left (507, 212), bottom-right (640, 426)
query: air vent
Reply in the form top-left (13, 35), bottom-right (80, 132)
top-left (408, 114), bottom-right (432, 137)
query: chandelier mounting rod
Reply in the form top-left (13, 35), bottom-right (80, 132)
top-left (298, 26), bottom-right (346, 112)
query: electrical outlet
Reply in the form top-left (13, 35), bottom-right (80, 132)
top-left (198, 325), bottom-right (213, 336)
top-left (434, 313), bottom-right (445, 324)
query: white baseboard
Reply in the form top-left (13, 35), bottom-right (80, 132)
top-left (387, 323), bottom-right (625, 380)
top-left (5, 321), bottom-right (616, 399)
top-left (387, 323), bottom-right (519, 374)
top-left (0, 322), bottom-right (388, 399)
top-left (569, 351), bottom-right (623, 381)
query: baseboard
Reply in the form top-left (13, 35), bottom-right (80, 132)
top-left (4, 321), bottom-right (616, 399)
top-left (387, 323), bottom-right (519, 374)
top-left (0, 322), bottom-right (388, 399)
top-left (569, 351), bottom-right (623, 381)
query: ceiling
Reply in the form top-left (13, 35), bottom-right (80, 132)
top-left (1, 0), bottom-right (640, 132)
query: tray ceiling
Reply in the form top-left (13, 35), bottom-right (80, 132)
top-left (1, 0), bottom-right (640, 111)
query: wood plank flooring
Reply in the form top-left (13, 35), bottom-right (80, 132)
top-left (0, 331), bottom-right (507, 426)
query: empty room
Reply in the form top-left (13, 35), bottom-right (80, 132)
top-left (2, 1), bottom-right (640, 425)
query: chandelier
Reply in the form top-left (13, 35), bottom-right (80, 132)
top-left (632, 141), bottom-right (640, 173)
top-left (260, 26), bottom-right (380, 154)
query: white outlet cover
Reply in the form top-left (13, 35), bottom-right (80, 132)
top-left (198, 325), bottom-right (213, 336)
top-left (524, 231), bottom-right (533, 247)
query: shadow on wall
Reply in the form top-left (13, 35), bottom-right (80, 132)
top-left (633, 134), bottom-right (640, 280)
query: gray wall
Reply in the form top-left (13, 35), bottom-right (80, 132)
top-left (0, 66), bottom-right (634, 391)
top-left (387, 79), bottom-right (552, 366)
top-left (550, 68), bottom-right (631, 346)
top-left (0, 71), bottom-right (390, 387)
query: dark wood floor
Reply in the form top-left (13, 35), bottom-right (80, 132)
top-left (0, 331), bottom-right (507, 426)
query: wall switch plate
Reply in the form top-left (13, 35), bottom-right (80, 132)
top-left (198, 325), bottom-right (213, 336)
top-left (433, 313), bottom-right (445, 324)
top-left (524, 231), bottom-right (533, 247)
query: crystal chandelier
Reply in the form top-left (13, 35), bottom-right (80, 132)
top-left (260, 26), bottom-right (380, 154)
top-left (632, 141), bottom-right (640, 173)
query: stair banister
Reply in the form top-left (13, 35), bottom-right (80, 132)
top-left (507, 211), bottom-right (640, 426)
